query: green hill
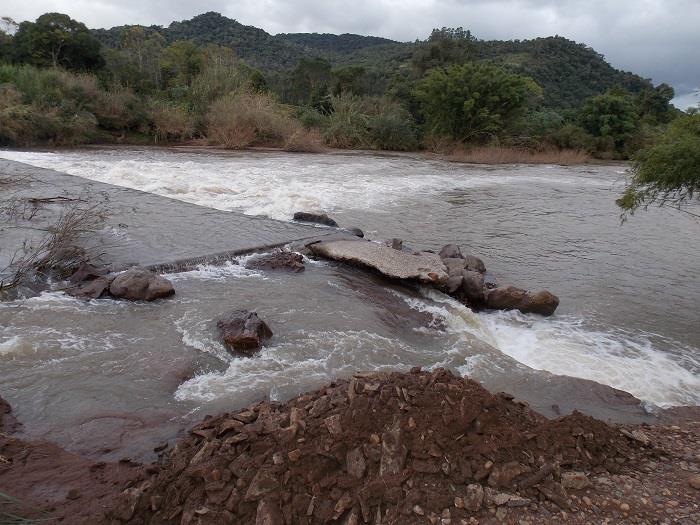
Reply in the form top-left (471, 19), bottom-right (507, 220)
top-left (92, 12), bottom-right (653, 108)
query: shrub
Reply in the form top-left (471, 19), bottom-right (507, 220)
top-left (323, 93), bottom-right (371, 149)
top-left (205, 92), bottom-right (296, 149)
top-left (284, 128), bottom-right (325, 153)
top-left (148, 101), bottom-right (195, 143)
top-left (368, 102), bottom-right (418, 151)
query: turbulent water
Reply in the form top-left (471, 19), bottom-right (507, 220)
top-left (1, 147), bottom-right (698, 460)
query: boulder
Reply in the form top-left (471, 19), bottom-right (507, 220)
top-left (438, 244), bottom-right (462, 260)
top-left (346, 227), bottom-right (364, 238)
top-left (309, 240), bottom-right (448, 285)
top-left (463, 255), bottom-right (486, 274)
top-left (460, 270), bottom-right (485, 304)
top-left (245, 252), bottom-right (305, 273)
top-left (66, 276), bottom-right (112, 300)
top-left (109, 269), bottom-right (174, 301)
top-left (69, 262), bottom-right (109, 283)
top-left (217, 310), bottom-right (273, 354)
top-left (444, 275), bottom-right (463, 294)
top-left (443, 257), bottom-right (467, 277)
top-left (293, 212), bottom-right (338, 227)
top-left (485, 286), bottom-right (559, 316)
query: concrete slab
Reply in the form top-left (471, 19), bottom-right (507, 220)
top-left (0, 159), bottom-right (338, 274)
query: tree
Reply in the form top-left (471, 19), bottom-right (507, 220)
top-left (415, 62), bottom-right (539, 141)
top-left (284, 57), bottom-right (332, 107)
top-left (12, 13), bottom-right (104, 71)
top-left (160, 40), bottom-right (203, 89)
top-left (579, 89), bottom-right (638, 152)
top-left (411, 27), bottom-right (475, 77)
top-left (635, 83), bottom-right (675, 124)
top-left (617, 113), bottom-right (700, 216)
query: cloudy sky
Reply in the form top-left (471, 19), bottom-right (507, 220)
top-left (5, 0), bottom-right (699, 108)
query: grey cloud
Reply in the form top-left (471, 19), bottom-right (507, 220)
top-left (4, 1), bottom-right (699, 108)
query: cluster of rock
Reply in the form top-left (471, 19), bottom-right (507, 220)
top-left (106, 369), bottom-right (642, 524)
top-left (66, 263), bottom-right (175, 302)
top-left (307, 238), bottom-right (560, 317)
top-left (436, 244), bottom-right (560, 316)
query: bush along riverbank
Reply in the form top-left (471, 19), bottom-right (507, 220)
top-left (2, 372), bottom-right (699, 524)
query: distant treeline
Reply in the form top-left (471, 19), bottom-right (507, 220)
top-left (0, 12), bottom-right (691, 160)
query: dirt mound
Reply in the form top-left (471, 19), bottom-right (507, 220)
top-left (108, 369), bottom-right (640, 524)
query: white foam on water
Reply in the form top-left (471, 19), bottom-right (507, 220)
top-left (164, 260), bottom-right (263, 282)
top-left (404, 288), bottom-right (700, 407)
top-left (175, 330), bottom-right (416, 403)
top-left (478, 310), bottom-right (700, 407)
top-left (0, 336), bottom-right (32, 357)
top-left (0, 150), bottom-right (612, 221)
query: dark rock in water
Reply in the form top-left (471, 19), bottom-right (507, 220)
top-left (66, 276), bottom-right (112, 300)
top-left (109, 269), bottom-right (175, 301)
top-left (69, 262), bottom-right (109, 283)
top-left (464, 255), bottom-right (486, 274)
top-left (439, 244), bottom-right (463, 260)
top-left (217, 310), bottom-right (273, 354)
top-left (0, 395), bottom-right (20, 433)
top-left (346, 227), bottom-right (364, 238)
top-left (443, 257), bottom-right (467, 277)
top-left (461, 270), bottom-right (485, 304)
top-left (245, 252), bottom-right (305, 273)
top-left (522, 290), bottom-right (560, 316)
top-left (445, 275), bottom-right (464, 294)
top-left (293, 212), bottom-right (338, 227)
top-left (485, 286), bottom-right (559, 316)
top-left (385, 238), bottom-right (403, 251)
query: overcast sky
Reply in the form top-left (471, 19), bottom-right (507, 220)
top-left (4, 0), bottom-right (699, 108)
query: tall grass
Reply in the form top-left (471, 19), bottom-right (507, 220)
top-left (205, 92), bottom-right (298, 149)
top-left (0, 491), bottom-right (50, 524)
top-left (447, 145), bottom-right (589, 165)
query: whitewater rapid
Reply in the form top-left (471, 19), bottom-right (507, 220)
top-left (1, 147), bottom-right (698, 424)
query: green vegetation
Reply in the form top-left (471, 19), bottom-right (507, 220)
top-left (0, 10), bottom-right (686, 173)
top-left (617, 113), bottom-right (700, 215)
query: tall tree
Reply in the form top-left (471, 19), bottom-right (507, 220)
top-left (415, 62), bottom-right (539, 141)
top-left (12, 13), bottom-right (104, 71)
top-left (579, 89), bottom-right (639, 151)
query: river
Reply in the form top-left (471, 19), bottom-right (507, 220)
top-left (1, 147), bottom-right (698, 460)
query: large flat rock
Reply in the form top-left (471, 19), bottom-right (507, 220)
top-left (309, 239), bottom-right (448, 284)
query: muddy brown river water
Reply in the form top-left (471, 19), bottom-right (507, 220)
top-left (1, 147), bottom-right (698, 461)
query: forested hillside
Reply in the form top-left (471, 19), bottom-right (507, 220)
top-left (91, 12), bottom-right (652, 109)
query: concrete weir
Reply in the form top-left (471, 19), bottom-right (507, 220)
top-left (0, 158), bottom-right (338, 273)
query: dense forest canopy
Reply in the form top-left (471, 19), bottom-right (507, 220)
top-left (88, 12), bottom-right (655, 111)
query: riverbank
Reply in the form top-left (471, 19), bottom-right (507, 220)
top-left (2, 373), bottom-right (699, 524)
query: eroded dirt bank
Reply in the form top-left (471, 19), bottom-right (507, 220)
top-left (2, 370), bottom-right (698, 525)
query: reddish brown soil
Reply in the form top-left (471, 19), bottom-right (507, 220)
top-left (2, 372), bottom-right (699, 525)
top-left (102, 369), bottom-right (693, 525)
top-left (0, 396), bottom-right (146, 524)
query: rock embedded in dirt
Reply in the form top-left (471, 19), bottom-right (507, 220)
top-left (217, 310), bottom-right (273, 354)
top-left (485, 285), bottom-right (559, 316)
top-left (561, 471), bottom-right (591, 490)
top-left (66, 276), bottom-right (113, 300)
top-left (309, 239), bottom-right (448, 285)
top-left (245, 252), bottom-right (305, 273)
top-left (293, 211), bottom-right (339, 227)
top-left (109, 269), bottom-right (175, 301)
